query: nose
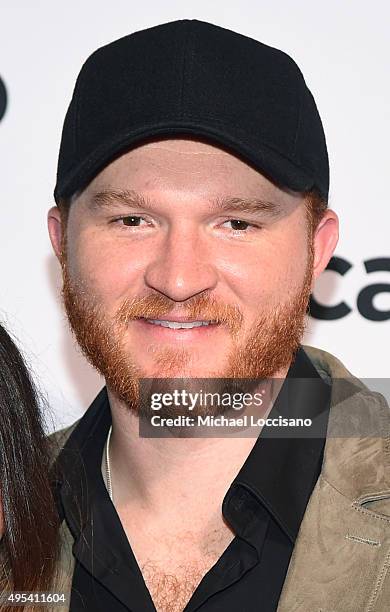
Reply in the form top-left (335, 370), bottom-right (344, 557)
top-left (144, 224), bottom-right (219, 302)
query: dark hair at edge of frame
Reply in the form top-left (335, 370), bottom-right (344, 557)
top-left (56, 188), bottom-right (328, 230)
top-left (0, 324), bottom-right (60, 612)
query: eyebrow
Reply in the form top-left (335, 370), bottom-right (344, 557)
top-left (89, 189), bottom-right (150, 211)
top-left (88, 188), bottom-right (281, 217)
top-left (210, 195), bottom-right (281, 217)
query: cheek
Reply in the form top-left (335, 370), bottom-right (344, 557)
top-left (65, 228), bottom-right (150, 303)
top-left (275, 242), bottom-right (310, 289)
top-left (216, 232), bottom-right (310, 307)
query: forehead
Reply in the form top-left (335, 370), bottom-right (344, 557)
top-left (90, 138), bottom-right (296, 195)
top-left (74, 137), bottom-right (306, 216)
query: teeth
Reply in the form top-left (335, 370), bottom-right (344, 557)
top-left (147, 319), bottom-right (213, 329)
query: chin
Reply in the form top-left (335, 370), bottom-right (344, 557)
top-left (141, 360), bottom-right (224, 380)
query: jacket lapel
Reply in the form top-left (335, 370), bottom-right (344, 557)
top-left (278, 347), bottom-right (390, 611)
top-left (277, 472), bottom-right (390, 611)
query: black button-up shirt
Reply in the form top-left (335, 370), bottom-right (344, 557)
top-left (53, 347), bottom-right (331, 611)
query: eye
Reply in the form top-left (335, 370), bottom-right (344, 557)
top-left (121, 216), bottom-right (145, 226)
top-left (222, 219), bottom-right (253, 231)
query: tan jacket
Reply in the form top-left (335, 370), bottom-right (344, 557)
top-left (48, 346), bottom-right (390, 611)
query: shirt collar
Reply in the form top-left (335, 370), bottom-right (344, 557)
top-left (223, 346), bottom-right (331, 543)
top-left (52, 346), bottom-right (330, 545)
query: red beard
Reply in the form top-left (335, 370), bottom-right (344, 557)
top-left (61, 246), bottom-right (313, 417)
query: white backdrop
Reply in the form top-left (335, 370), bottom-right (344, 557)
top-left (0, 1), bottom-right (389, 432)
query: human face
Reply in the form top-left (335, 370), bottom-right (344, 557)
top-left (48, 138), bottom-right (338, 406)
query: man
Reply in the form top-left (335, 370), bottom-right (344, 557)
top-left (48, 19), bottom-right (390, 612)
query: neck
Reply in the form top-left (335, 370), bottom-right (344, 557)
top-left (106, 365), bottom-right (288, 521)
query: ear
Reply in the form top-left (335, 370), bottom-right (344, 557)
top-left (47, 206), bottom-right (64, 261)
top-left (312, 209), bottom-right (339, 283)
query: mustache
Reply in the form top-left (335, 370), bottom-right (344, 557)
top-left (116, 293), bottom-right (243, 335)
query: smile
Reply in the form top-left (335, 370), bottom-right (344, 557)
top-left (145, 319), bottom-right (217, 329)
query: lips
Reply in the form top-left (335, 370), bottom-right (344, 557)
top-left (145, 319), bottom-right (217, 329)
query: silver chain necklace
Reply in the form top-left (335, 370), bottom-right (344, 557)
top-left (104, 425), bottom-right (113, 502)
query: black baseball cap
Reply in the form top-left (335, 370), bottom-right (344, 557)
top-left (54, 19), bottom-right (329, 204)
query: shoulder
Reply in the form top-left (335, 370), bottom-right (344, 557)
top-left (303, 344), bottom-right (366, 385)
top-left (302, 344), bottom-right (390, 437)
top-left (47, 419), bottom-right (81, 468)
top-left (302, 344), bottom-right (389, 414)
